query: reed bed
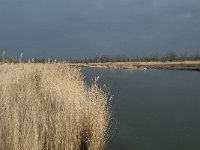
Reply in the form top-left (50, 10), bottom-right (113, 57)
top-left (0, 63), bottom-right (111, 150)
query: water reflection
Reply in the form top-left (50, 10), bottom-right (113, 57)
top-left (81, 69), bottom-right (200, 150)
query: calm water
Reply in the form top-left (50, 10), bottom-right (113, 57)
top-left (81, 68), bottom-right (200, 150)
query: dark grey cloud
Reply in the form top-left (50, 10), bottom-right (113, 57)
top-left (0, 0), bottom-right (200, 59)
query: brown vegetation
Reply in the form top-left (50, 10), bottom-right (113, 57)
top-left (70, 61), bottom-right (200, 71)
top-left (0, 63), bottom-right (111, 150)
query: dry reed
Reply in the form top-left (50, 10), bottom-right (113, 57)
top-left (0, 63), bottom-right (111, 150)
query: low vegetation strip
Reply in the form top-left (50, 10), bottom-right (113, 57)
top-left (0, 63), bottom-right (111, 150)
top-left (70, 61), bottom-right (200, 71)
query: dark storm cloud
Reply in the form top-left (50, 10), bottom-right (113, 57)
top-left (0, 0), bottom-right (200, 58)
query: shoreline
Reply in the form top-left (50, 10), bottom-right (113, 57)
top-left (70, 61), bottom-right (200, 71)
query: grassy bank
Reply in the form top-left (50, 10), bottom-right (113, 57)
top-left (70, 61), bottom-right (200, 71)
top-left (0, 63), bottom-right (111, 150)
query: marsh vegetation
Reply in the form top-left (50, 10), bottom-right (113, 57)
top-left (0, 63), bottom-right (111, 150)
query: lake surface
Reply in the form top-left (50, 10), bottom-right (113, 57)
top-left (81, 68), bottom-right (200, 150)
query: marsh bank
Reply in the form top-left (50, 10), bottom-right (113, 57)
top-left (71, 61), bottom-right (200, 71)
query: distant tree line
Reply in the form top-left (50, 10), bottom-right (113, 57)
top-left (71, 51), bottom-right (200, 63)
top-left (1, 51), bottom-right (200, 63)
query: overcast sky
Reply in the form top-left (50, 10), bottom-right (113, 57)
top-left (0, 0), bottom-right (200, 59)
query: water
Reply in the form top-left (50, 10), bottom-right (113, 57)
top-left (81, 68), bottom-right (200, 150)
